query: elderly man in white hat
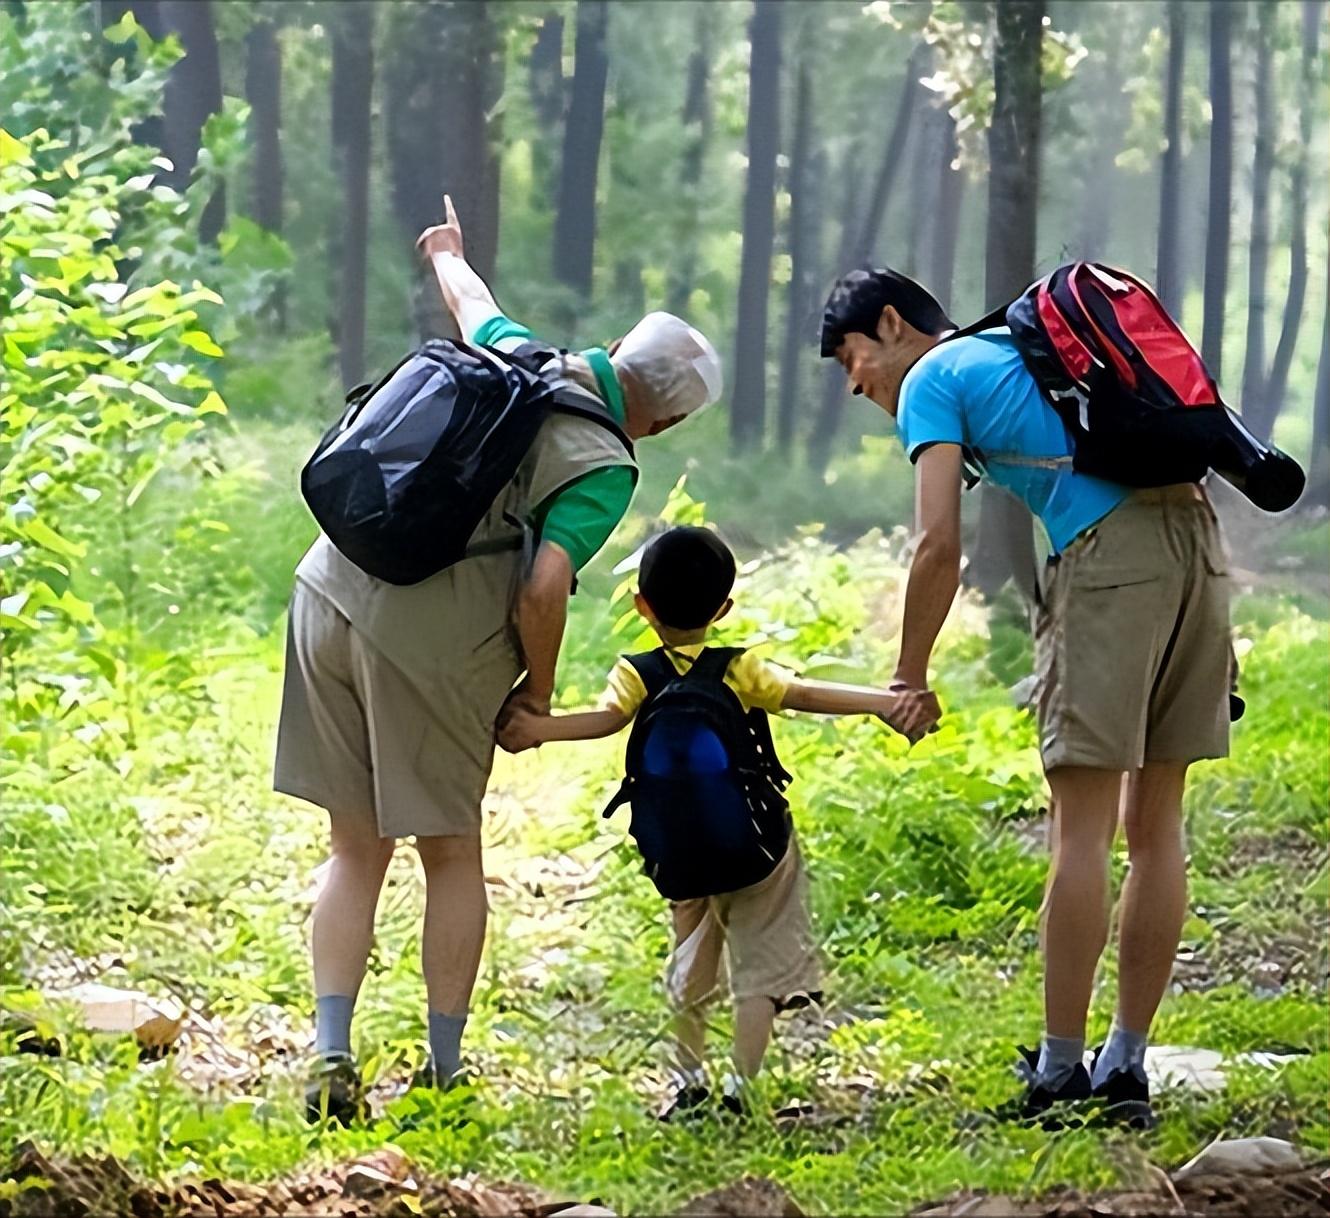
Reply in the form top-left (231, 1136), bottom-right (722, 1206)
top-left (275, 197), bottom-right (722, 1123)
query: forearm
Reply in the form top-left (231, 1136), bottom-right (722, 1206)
top-left (515, 542), bottom-right (574, 702)
top-left (895, 536), bottom-right (961, 687)
top-left (428, 251), bottom-right (501, 338)
top-left (530, 708), bottom-right (630, 744)
top-left (780, 679), bottom-right (896, 718)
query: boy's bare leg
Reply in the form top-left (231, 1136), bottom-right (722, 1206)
top-left (733, 996), bottom-right (777, 1079)
top-left (670, 902), bottom-right (722, 1078)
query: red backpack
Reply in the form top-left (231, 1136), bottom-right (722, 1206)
top-left (956, 262), bottom-right (1305, 512)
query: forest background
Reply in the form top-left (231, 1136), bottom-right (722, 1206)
top-left (1, 2), bottom-right (1328, 1214)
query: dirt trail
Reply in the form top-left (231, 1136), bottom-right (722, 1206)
top-left (5, 1145), bottom-right (1329, 1218)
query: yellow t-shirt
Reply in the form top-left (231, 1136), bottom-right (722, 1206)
top-left (600, 645), bottom-right (794, 717)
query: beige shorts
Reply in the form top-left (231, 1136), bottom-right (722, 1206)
top-left (273, 583), bottom-right (509, 838)
top-left (1035, 484), bottom-right (1232, 772)
top-left (665, 836), bottom-right (820, 1010)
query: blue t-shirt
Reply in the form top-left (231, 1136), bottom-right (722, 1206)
top-left (897, 328), bottom-right (1128, 554)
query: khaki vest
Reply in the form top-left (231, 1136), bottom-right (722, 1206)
top-left (295, 409), bottom-right (637, 685)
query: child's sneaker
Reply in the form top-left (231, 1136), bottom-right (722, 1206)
top-left (304, 1053), bottom-right (366, 1126)
top-left (992, 1045), bottom-right (1092, 1128)
top-left (658, 1083), bottom-right (711, 1122)
top-left (1090, 1046), bottom-right (1157, 1130)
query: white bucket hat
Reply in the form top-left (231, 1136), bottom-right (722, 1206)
top-left (610, 311), bottom-right (723, 422)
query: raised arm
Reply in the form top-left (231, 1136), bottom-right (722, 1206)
top-left (415, 194), bottom-right (502, 339)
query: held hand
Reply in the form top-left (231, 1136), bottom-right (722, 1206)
top-left (498, 678), bottom-right (552, 730)
top-left (415, 193), bottom-right (465, 261)
top-left (497, 708), bottom-right (543, 754)
top-left (887, 680), bottom-right (942, 743)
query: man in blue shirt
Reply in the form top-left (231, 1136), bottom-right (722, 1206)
top-left (820, 268), bottom-right (1233, 1130)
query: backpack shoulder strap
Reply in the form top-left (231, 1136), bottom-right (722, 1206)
top-left (624, 648), bottom-right (677, 704)
top-left (686, 646), bottom-right (743, 685)
top-left (946, 303), bottom-right (1012, 343)
top-left (501, 342), bottom-right (636, 457)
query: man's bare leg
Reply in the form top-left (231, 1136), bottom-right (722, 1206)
top-left (1037, 766), bottom-right (1122, 1085)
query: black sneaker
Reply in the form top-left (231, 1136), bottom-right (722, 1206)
top-left (1090, 1048), bottom-right (1157, 1131)
top-left (304, 1053), bottom-right (367, 1126)
top-left (992, 1045), bottom-right (1092, 1128)
top-left (658, 1084), bottom-right (711, 1122)
top-left (410, 1057), bottom-right (470, 1092)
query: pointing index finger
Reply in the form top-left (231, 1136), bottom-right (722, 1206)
top-left (443, 194), bottom-right (458, 226)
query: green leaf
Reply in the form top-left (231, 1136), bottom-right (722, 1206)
top-left (179, 330), bottom-right (223, 358)
top-left (20, 519), bottom-right (86, 559)
top-left (0, 128), bottom-right (31, 168)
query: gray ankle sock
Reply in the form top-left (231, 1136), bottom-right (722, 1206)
top-left (314, 994), bottom-right (355, 1058)
top-left (428, 1011), bottom-right (467, 1083)
top-left (1092, 1024), bottom-right (1148, 1088)
top-left (1035, 1034), bottom-right (1085, 1090)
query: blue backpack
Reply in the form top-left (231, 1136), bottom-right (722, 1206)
top-left (603, 647), bottom-right (793, 901)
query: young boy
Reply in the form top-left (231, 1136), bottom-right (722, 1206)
top-left (499, 526), bottom-right (908, 1117)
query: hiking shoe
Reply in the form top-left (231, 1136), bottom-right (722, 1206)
top-left (1090, 1048), bottom-right (1157, 1131)
top-left (658, 1084), bottom-right (711, 1123)
top-left (992, 1045), bottom-right (1093, 1128)
top-left (410, 1058), bottom-right (471, 1092)
top-left (304, 1053), bottom-right (366, 1126)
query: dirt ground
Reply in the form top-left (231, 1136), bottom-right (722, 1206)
top-left (4, 1143), bottom-right (1329, 1218)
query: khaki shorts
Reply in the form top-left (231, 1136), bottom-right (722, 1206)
top-left (273, 583), bottom-right (506, 838)
top-left (1035, 484), bottom-right (1232, 772)
top-left (665, 836), bottom-right (820, 1009)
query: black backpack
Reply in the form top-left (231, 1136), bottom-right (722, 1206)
top-left (953, 261), bottom-right (1305, 512)
top-left (602, 647), bottom-right (793, 902)
top-left (301, 340), bottom-right (632, 586)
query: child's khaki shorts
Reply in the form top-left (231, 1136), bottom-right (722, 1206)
top-left (665, 836), bottom-right (820, 1010)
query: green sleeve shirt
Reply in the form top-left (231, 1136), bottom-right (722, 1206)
top-left (469, 313), bottom-right (634, 572)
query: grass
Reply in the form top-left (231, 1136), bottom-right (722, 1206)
top-left (2, 425), bottom-right (1327, 1214)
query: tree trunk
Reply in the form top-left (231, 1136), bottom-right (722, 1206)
top-left (777, 59), bottom-right (818, 452)
top-left (1156, 0), bottom-right (1187, 315)
top-left (1201, 0), bottom-right (1234, 380)
top-left (1074, 19), bottom-right (1126, 260)
top-left (98, 0), bottom-right (166, 149)
top-left (244, 15), bottom-right (283, 234)
top-left (971, 0), bottom-right (1043, 604)
top-left (244, 12), bottom-right (285, 330)
top-left (930, 108), bottom-right (964, 314)
top-left (1240, 1), bottom-right (1274, 428)
top-left (160, 0), bottom-right (225, 243)
top-left (385, 2), bottom-right (502, 338)
top-left (808, 155), bottom-right (864, 471)
top-left (904, 53), bottom-right (940, 282)
top-left (853, 43), bottom-right (927, 266)
top-left (439, 2), bottom-right (502, 289)
top-left (1255, 0), bottom-right (1322, 442)
top-left (330, 1), bottom-right (374, 390)
top-left (1308, 215), bottom-right (1330, 508)
top-left (729, 0), bottom-right (782, 452)
top-left (666, 3), bottom-right (716, 317)
top-left (528, 12), bottom-right (565, 193)
top-left (529, 12), bottom-right (566, 135)
top-left (553, 0), bottom-right (609, 298)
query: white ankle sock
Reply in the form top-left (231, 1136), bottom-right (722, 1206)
top-left (1035, 1034), bottom-right (1085, 1089)
top-left (1092, 1024), bottom-right (1147, 1087)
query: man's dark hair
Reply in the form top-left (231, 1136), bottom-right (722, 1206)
top-left (820, 267), bottom-right (955, 357)
top-left (638, 526), bottom-right (736, 631)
